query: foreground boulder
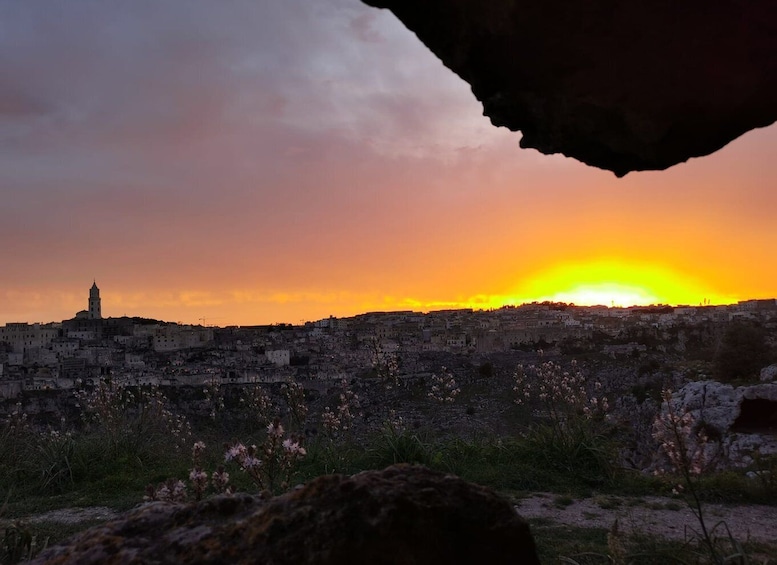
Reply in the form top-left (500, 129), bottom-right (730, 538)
top-left (362, 0), bottom-right (777, 176)
top-left (31, 465), bottom-right (539, 565)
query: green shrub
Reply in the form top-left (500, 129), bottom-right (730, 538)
top-left (714, 322), bottom-right (770, 382)
top-left (521, 419), bottom-right (617, 487)
top-left (32, 431), bottom-right (76, 494)
top-left (1, 520), bottom-right (34, 564)
top-left (366, 426), bottom-right (430, 468)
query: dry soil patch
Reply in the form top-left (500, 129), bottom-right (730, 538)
top-left (516, 493), bottom-right (777, 543)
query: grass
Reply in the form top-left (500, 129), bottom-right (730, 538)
top-left (593, 495), bottom-right (623, 510)
top-left (3, 398), bottom-right (777, 564)
top-left (529, 519), bottom-right (777, 565)
top-left (554, 494), bottom-right (576, 508)
top-left (529, 520), bottom-right (609, 564)
top-left (1, 519), bottom-right (106, 560)
top-left (642, 500), bottom-right (684, 511)
top-left (2, 432), bottom-right (776, 565)
top-left (4, 425), bottom-right (776, 514)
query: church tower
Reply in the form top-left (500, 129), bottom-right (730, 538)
top-left (88, 281), bottom-right (102, 320)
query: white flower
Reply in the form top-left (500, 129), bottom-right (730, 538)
top-left (282, 438), bottom-right (306, 456)
top-left (225, 443), bottom-right (246, 462)
top-left (267, 421), bottom-right (284, 437)
top-left (242, 456), bottom-right (262, 469)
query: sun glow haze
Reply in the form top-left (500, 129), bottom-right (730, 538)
top-left (501, 260), bottom-right (740, 308)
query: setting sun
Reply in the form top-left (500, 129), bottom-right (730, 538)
top-left (542, 283), bottom-right (659, 307)
top-left (505, 260), bottom-right (739, 307)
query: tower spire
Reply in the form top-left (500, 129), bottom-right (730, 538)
top-left (88, 281), bottom-right (101, 319)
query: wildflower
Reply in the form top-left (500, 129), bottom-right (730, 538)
top-left (212, 466), bottom-right (230, 493)
top-left (671, 485), bottom-right (685, 496)
top-left (386, 409), bottom-right (405, 434)
top-left (239, 384), bottom-right (273, 424)
top-left (512, 359), bottom-right (606, 420)
top-left (242, 455), bottom-right (262, 469)
top-left (149, 479), bottom-right (188, 503)
top-left (189, 468), bottom-right (208, 500)
top-left (225, 443), bottom-right (247, 462)
top-left (267, 419), bottom-right (284, 438)
top-left (653, 389), bottom-right (716, 482)
top-left (170, 479), bottom-right (187, 502)
top-left (321, 407), bottom-right (341, 435)
top-left (192, 441), bottom-right (206, 458)
top-left (428, 367), bottom-right (460, 404)
top-left (281, 379), bottom-right (308, 427)
top-left (282, 438), bottom-right (307, 456)
top-left (370, 338), bottom-right (400, 390)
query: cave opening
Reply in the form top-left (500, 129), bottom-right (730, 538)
top-left (731, 398), bottom-right (777, 434)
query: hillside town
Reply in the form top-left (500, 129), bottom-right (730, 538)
top-left (1, 282), bottom-right (776, 400)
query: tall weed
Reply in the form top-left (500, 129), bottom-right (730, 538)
top-left (367, 424), bottom-right (430, 467)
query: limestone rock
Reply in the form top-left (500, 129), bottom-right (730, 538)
top-left (726, 433), bottom-right (777, 468)
top-left (362, 0), bottom-right (777, 176)
top-left (671, 380), bottom-right (740, 433)
top-left (741, 383), bottom-right (777, 402)
top-left (31, 465), bottom-right (539, 565)
top-left (760, 364), bottom-right (777, 382)
top-left (656, 381), bottom-right (777, 470)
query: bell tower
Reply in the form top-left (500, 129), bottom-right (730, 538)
top-left (88, 281), bottom-right (102, 320)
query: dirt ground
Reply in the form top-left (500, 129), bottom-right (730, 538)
top-left (516, 492), bottom-right (777, 543)
top-left (21, 494), bottom-right (777, 546)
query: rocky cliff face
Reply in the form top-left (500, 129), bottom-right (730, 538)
top-left (31, 465), bottom-right (539, 565)
top-left (654, 381), bottom-right (777, 471)
top-left (362, 0), bottom-right (777, 176)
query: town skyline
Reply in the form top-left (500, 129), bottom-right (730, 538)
top-left (1, 1), bottom-right (775, 329)
top-left (2, 280), bottom-right (775, 329)
top-left (3, 287), bottom-right (774, 398)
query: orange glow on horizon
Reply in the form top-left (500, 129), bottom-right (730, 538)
top-left (498, 260), bottom-right (739, 308)
top-left (0, 258), bottom-right (752, 326)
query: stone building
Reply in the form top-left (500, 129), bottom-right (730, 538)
top-left (88, 281), bottom-right (102, 319)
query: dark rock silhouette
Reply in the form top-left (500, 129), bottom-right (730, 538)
top-left (31, 465), bottom-right (539, 565)
top-left (362, 0), bottom-right (777, 176)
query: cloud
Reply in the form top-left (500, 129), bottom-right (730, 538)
top-left (0, 0), bottom-right (775, 326)
top-left (349, 12), bottom-right (386, 44)
top-left (0, 0), bottom-right (502, 217)
top-left (0, 85), bottom-right (47, 117)
top-left (0, 0), bottom-right (519, 264)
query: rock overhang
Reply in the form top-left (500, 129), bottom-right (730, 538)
top-left (361, 0), bottom-right (777, 176)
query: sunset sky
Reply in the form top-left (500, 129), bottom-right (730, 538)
top-left (1, 0), bottom-right (775, 326)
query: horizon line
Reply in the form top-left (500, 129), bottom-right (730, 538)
top-left (5, 296), bottom-right (775, 329)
